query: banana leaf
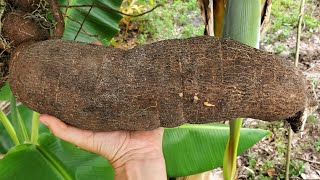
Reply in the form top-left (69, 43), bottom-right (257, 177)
top-left (58, 0), bottom-right (123, 45)
top-left (0, 124), bottom-right (268, 179)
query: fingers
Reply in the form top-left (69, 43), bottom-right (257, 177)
top-left (38, 114), bottom-right (165, 164)
top-left (39, 114), bottom-right (96, 152)
top-left (91, 41), bottom-right (102, 45)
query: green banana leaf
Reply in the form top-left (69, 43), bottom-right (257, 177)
top-left (0, 133), bottom-right (114, 180)
top-left (58, 0), bottom-right (123, 45)
top-left (0, 124), bottom-right (268, 179)
top-left (6, 105), bottom-right (49, 135)
top-left (164, 123), bottom-right (269, 177)
top-left (0, 104), bottom-right (49, 153)
top-left (0, 83), bottom-right (11, 153)
top-left (0, 82), bottom-right (10, 101)
top-left (0, 125), bottom-right (12, 154)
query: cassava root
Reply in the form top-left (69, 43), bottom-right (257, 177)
top-left (9, 36), bottom-right (317, 132)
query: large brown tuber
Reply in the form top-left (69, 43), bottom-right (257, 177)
top-left (9, 36), bottom-right (317, 132)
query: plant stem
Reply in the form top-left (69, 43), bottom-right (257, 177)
top-left (223, 118), bottom-right (242, 180)
top-left (10, 95), bottom-right (29, 143)
top-left (286, 0), bottom-right (305, 179)
top-left (0, 110), bottom-right (20, 145)
top-left (222, 0), bottom-right (260, 48)
top-left (295, 0), bottom-right (305, 67)
top-left (74, 3), bottom-right (94, 41)
top-left (221, 0), bottom-right (260, 179)
top-left (31, 112), bottom-right (40, 144)
top-left (285, 127), bottom-right (292, 180)
top-left (297, 157), bottom-right (320, 165)
top-left (48, 0), bottom-right (65, 38)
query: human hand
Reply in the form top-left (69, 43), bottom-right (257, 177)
top-left (39, 114), bottom-right (167, 180)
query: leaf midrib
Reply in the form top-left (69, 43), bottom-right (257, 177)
top-left (36, 145), bottom-right (73, 180)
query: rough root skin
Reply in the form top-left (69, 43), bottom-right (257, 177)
top-left (286, 111), bottom-right (304, 133)
top-left (9, 36), bottom-right (315, 131)
top-left (289, 80), bottom-right (319, 132)
top-left (2, 11), bottom-right (49, 47)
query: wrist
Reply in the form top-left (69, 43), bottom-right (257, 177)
top-left (114, 158), bottom-right (167, 180)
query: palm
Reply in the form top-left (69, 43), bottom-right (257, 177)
top-left (39, 114), bottom-right (164, 169)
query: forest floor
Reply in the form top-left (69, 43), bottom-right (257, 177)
top-left (115, 0), bottom-right (320, 179)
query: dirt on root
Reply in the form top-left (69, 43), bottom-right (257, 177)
top-left (10, 36), bottom-right (313, 131)
top-left (2, 11), bottom-right (49, 47)
top-left (0, 53), bottom-right (9, 89)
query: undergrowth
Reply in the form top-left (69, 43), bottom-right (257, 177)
top-left (118, 0), bottom-right (204, 44)
top-left (263, 0), bottom-right (320, 44)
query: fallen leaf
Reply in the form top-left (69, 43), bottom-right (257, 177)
top-left (267, 168), bottom-right (276, 177)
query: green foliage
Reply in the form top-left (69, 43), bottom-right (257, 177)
top-left (135, 0), bottom-right (204, 43)
top-left (0, 82), bottom-right (10, 101)
top-left (273, 44), bottom-right (289, 54)
top-left (264, 0), bottom-right (320, 43)
top-left (0, 122), bottom-right (269, 179)
top-left (120, 0), bottom-right (152, 26)
top-left (248, 153), bottom-right (257, 169)
top-left (10, 95), bottom-right (29, 144)
top-left (0, 104), bottom-right (50, 153)
top-left (256, 176), bottom-right (272, 180)
top-left (58, 0), bottom-right (123, 45)
top-left (271, 0), bottom-right (319, 31)
top-left (164, 124), bottom-right (269, 177)
top-left (307, 114), bottom-right (319, 124)
top-left (289, 160), bottom-right (305, 176)
top-left (261, 160), bottom-right (274, 172)
top-left (0, 134), bottom-right (114, 180)
top-left (275, 138), bottom-right (287, 155)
